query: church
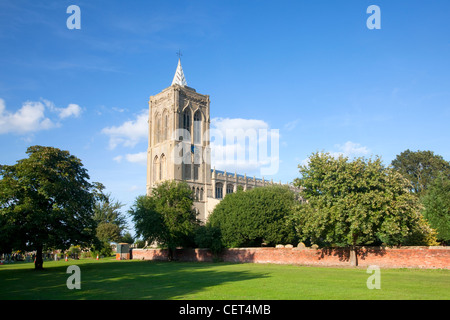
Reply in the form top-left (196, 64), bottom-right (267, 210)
top-left (146, 58), bottom-right (298, 222)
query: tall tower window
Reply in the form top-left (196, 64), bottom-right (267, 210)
top-left (160, 154), bottom-right (166, 180)
top-left (163, 111), bottom-right (169, 141)
top-left (153, 156), bottom-right (159, 181)
top-left (193, 110), bottom-right (201, 144)
top-left (183, 163), bottom-right (191, 180)
top-left (155, 113), bottom-right (163, 143)
top-left (182, 109), bottom-right (191, 141)
top-left (155, 114), bottom-right (159, 144)
top-left (193, 164), bottom-right (200, 180)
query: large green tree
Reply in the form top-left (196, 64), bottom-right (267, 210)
top-left (93, 189), bottom-right (127, 244)
top-left (0, 146), bottom-right (99, 270)
top-left (93, 191), bottom-right (127, 231)
top-left (421, 175), bottom-right (450, 243)
top-left (391, 149), bottom-right (450, 196)
top-left (208, 185), bottom-right (298, 248)
top-left (129, 180), bottom-right (199, 260)
top-left (293, 152), bottom-right (434, 266)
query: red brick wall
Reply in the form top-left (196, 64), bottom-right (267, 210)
top-left (131, 246), bottom-right (450, 269)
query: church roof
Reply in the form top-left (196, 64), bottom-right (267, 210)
top-left (171, 58), bottom-right (187, 87)
top-left (212, 169), bottom-right (263, 181)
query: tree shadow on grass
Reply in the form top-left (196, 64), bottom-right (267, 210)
top-left (0, 260), bottom-right (268, 300)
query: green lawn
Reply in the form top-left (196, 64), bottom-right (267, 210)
top-left (0, 258), bottom-right (448, 300)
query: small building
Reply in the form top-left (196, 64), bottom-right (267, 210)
top-left (116, 243), bottom-right (130, 260)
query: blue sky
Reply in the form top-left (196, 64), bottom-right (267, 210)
top-left (1, 1), bottom-right (449, 233)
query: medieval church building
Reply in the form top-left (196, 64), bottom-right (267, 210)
top-left (146, 58), bottom-right (297, 222)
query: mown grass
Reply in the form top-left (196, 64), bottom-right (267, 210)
top-left (0, 258), bottom-right (448, 300)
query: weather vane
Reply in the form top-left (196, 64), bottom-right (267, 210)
top-left (176, 49), bottom-right (183, 59)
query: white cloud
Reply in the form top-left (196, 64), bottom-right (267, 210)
top-left (42, 99), bottom-right (82, 119)
top-left (299, 141), bottom-right (371, 169)
top-left (0, 98), bottom-right (56, 134)
top-left (211, 117), bottom-right (269, 133)
top-left (105, 116), bottom-right (280, 174)
top-left (112, 107), bottom-right (128, 113)
top-left (101, 110), bottom-right (147, 149)
top-left (332, 141), bottom-right (370, 158)
top-left (113, 152), bottom-right (146, 165)
top-left (113, 155), bottom-right (123, 163)
top-left (210, 117), bottom-right (279, 176)
top-left (125, 152), bottom-right (147, 164)
top-left (58, 104), bottom-right (82, 119)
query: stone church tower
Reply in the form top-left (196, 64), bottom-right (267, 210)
top-left (147, 58), bottom-right (300, 222)
top-left (146, 58), bottom-right (213, 221)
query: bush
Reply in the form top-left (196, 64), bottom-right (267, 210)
top-left (91, 241), bottom-right (113, 258)
top-left (80, 251), bottom-right (92, 259)
top-left (129, 181), bottom-right (199, 260)
top-left (402, 215), bottom-right (439, 246)
top-left (194, 225), bottom-right (223, 256)
top-left (293, 152), bottom-right (434, 250)
top-left (208, 185), bottom-right (298, 248)
top-left (420, 175), bottom-right (450, 244)
top-left (67, 245), bottom-right (81, 259)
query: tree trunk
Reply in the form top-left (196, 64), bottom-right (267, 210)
top-left (35, 245), bottom-right (44, 270)
top-left (349, 234), bottom-right (359, 266)
top-left (168, 247), bottom-right (174, 261)
top-left (349, 246), bottom-right (358, 266)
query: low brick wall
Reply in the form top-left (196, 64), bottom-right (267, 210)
top-left (132, 248), bottom-right (213, 262)
top-left (131, 246), bottom-right (450, 269)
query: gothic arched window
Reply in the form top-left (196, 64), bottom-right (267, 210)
top-left (160, 154), bottom-right (166, 180)
top-left (163, 111), bottom-right (169, 141)
top-left (215, 183), bottom-right (223, 199)
top-left (226, 184), bottom-right (234, 194)
top-left (155, 113), bottom-right (162, 143)
top-left (193, 110), bottom-right (201, 144)
top-left (153, 156), bottom-right (159, 181)
top-left (182, 109), bottom-right (191, 141)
